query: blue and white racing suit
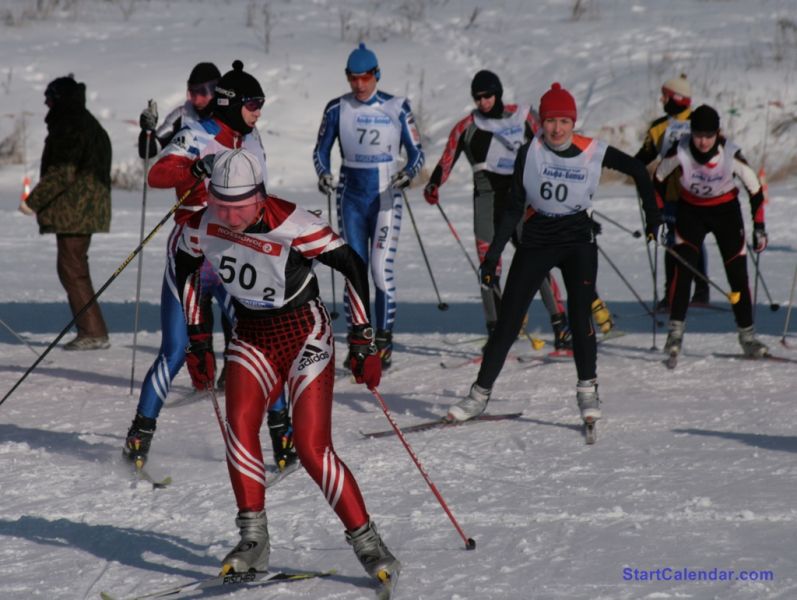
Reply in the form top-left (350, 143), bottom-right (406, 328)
top-left (313, 90), bottom-right (424, 332)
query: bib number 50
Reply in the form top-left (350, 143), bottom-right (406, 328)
top-left (218, 256), bottom-right (275, 301)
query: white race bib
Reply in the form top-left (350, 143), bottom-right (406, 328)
top-left (522, 133), bottom-right (607, 216)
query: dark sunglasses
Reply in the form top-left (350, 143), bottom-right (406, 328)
top-left (188, 82), bottom-right (217, 97)
top-left (242, 97), bottom-right (265, 111)
top-left (472, 92), bottom-right (495, 101)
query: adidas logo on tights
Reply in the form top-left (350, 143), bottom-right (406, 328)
top-left (297, 343), bottom-right (330, 371)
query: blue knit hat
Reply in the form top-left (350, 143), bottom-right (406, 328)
top-left (346, 43), bottom-right (380, 80)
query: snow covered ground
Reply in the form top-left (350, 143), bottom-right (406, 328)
top-left (1, 1), bottom-right (796, 598)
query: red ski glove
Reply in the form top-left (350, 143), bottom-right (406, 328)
top-left (348, 326), bottom-right (381, 389)
top-left (185, 332), bottom-right (216, 390)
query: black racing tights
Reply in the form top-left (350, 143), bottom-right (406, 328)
top-left (477, 242), bottom-right (598, 389)
top-left (670, 200), bottom-right (753, 328)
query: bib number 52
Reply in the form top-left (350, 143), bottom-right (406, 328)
top-left (218, 255), bottom-right (275, 301)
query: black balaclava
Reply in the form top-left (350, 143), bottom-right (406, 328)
top-left (213, 60), bottom-right (264, 135)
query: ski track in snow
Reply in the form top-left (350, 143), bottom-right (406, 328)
top-left (1, 1), bottom-right (797, 598)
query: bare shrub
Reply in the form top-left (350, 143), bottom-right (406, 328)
top-left (111, 159), bottom-right (145, 191)
top-left (0, 116), bottom-right (26, 165)
top-left (571, 0), bottom-right (599, 21)
top-left (774, 18), bottom-right (797, 62)
top-left (464, 7), bottom-right (479, 30)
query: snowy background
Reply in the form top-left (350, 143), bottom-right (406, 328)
top-left (1, 0), bottom-right (796, 598)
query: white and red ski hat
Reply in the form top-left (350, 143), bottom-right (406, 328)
top-left (208, 149), bottom-right (266, 204)
top-left (662, 74), bottom-right (691, 107)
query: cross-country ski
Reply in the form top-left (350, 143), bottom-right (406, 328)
top-left (99, 568), bottom-right (335, 600)
top-left (360, 412), bottom-right (523, 439)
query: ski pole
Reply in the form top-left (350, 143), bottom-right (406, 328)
top-left (591, 209), bottom-right (642, 239)
top-left (781, 262), bottom-right (797, 348)
top-left (657, 242), bottom-right (741, 305)
top-left (752, 251), bottom-right (760, 319)
top-left (206, 384), bottom-right (229, 446)
top-left (745, 242), bottom-right (779, 312)
top-left (637, 198), bottom-right (657, 286)
top-left (0, 178), bottom-right (204, 409)
top-left (129, 128), bottom-right (152, 394)
top-left (436, 202), bottom-right (543, 349)
top-left (325, 190), bottom-right (340, 320)
top-left (652, 241), bottom-right (659, 349)
top-left (0, 317), bottom-right (41, 358)
top-left (368, 386), bottom-right (475, 550)
top-left (401, 190), bottom-right (448, 311)
top-left (435, 203), bottom-right (479, 275)
top-left (596, 244), bottom-right (663, 326)
top-left (489, 286), bottom-right (545, 350)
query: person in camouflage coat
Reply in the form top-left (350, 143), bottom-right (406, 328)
top-left (22, 74), bottom-right (112, 350)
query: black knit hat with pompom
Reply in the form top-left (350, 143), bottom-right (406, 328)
top-left (214, 60), bottom-right (264, 134)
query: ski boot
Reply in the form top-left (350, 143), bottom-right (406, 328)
top-left (220, 510), bottom-right (270, 574)
top-left (518, 312), bottom-right (529, 338)
top-left (375, 329), bottom-right (393, 370)
top-left (577, 379), bottom-right (600, 444)
top-left (576, 379), bottom-right (601, 422)
top-left (123, 413), bottom-right (157, 468)
top-left (267, 407), bottom-right (297, 472)
top-left (447, 383), bottom-right (490, 422)
top-left (591, 298), bottom-right (613, 334)
top-left (738, 325), bottom-right (769, 358)
top-left (346, 520), bottom-right (400, 584)
top-left (216, 359), bottom-right (227, 391)
top-left (551, 312), bottom-right (573, 351)
top-left (664, 320), bottom-right (685, 355)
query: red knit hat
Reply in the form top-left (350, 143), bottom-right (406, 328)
top-left (539, 82), bottom-right (577, 122)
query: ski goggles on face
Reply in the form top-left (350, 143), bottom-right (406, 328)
top-left (188, 81), bottom-right (217, 97)
top-left (346, 70), bottom-right (376, 83)
top-left (472, 92), bottom-right (495, 101)
top-left (242, 97), bottom-right (265, 112)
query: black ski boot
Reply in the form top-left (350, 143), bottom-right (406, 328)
top-left (375, 329), bottom-right (393, 370)
top-left (267, 407), bottom-right (297, 472)
top-left (124, 413), bottom-right (157, 468)
top-left (216, 359), bottom-right (227, 390)
top-left (550, 312), bottom-right (573, 351)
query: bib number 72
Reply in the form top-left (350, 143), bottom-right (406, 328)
top-left (218, 255), bottom-right (275, 301)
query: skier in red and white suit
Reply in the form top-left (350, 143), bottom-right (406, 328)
top-left (174, 148), bottom-right (399, 583)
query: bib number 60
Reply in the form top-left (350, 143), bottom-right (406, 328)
top-left (540, 181), bottom-right (568, 202)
